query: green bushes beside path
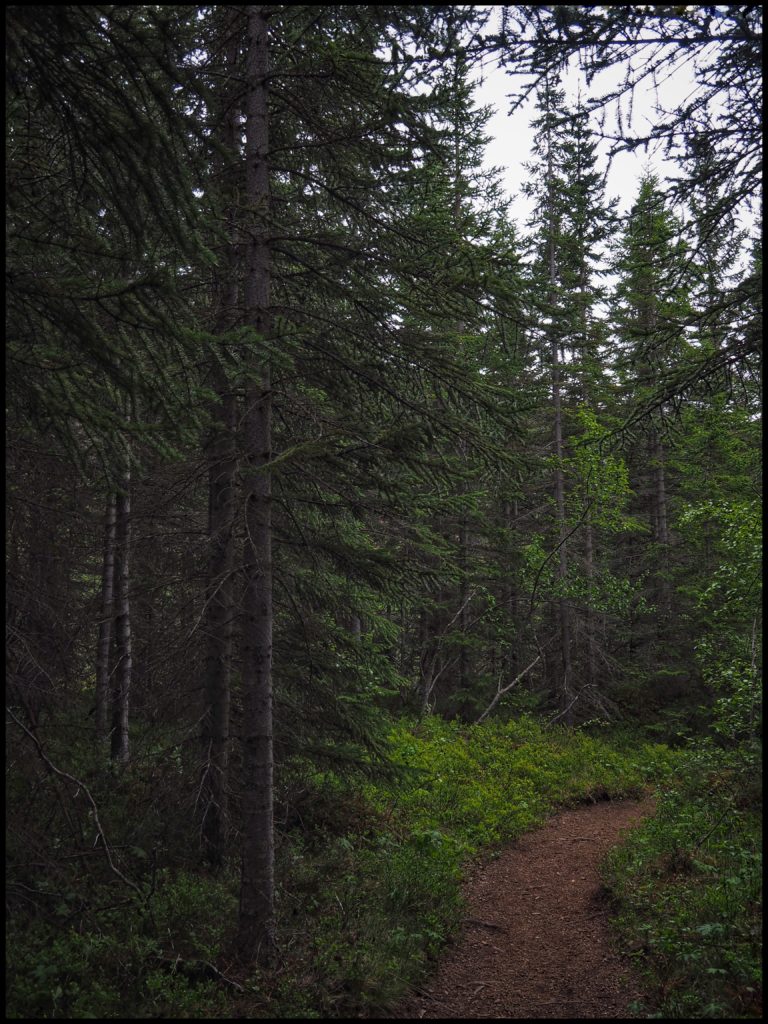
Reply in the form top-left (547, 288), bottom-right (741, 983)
top-left (368, 716), bottom-right (673, 852)
top-left (603, 739), bottom-right (762, 1019)
top-left (262, 716), bottom-right (674, 1017)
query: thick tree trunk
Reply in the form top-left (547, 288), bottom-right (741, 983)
top-left (111, 469), bottom-right (132, 764)
top-left (237, 3), bottom-right (275, 965)
top-left (96, 493), bottom-right (117, 745)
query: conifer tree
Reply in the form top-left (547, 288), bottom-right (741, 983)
top-left (521, 77), bottom-right (620, 722)
top-left (197, 7), bottom-right (242, 871)
top-left (220, 1), bottom-right (521, 961)
top-left (609, 173), bottom-right (692, 680)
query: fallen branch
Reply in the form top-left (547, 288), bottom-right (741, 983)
top-left (149, 954), bottom-right (245, 992)
top-left (474, 655), bottom-right (540, 725)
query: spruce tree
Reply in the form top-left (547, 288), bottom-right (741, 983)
top-left (521, 76), bottom-right (621, 722)
top-left (609, 173), bottom-right (692, 695)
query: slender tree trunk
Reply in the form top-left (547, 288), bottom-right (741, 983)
top-left (451, 102), bottom-right (471, 701)
top-left (419, 606), bottom-right (438, 715)
top-left (584, 510), bottom-right (597, 689)
top-left (201, 372), bottom-right (236, 866)
top-left (237, 3), bottom-right (275, 965)
top-left (652, 432), bottom-right (672, 622)
top-left (547, 177), bottom-right (573, 723)
top-left (96, 493), bottom-right (117, 745)
top-left (200, 20), bottom-right (240, 871)
top-left (502, 499), bottom-right (520, 683)
top-left (552, 341), bottom-right (573, 722)
top-left (111, 467), bottom-right (132, 764)
top-left (458, 512), bottom-right (470, 693)
top-left (579, 260), bottom-right (598, 691)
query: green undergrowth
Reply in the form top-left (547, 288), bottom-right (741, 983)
top-left (258, 715), bottom-right (675, 1017)
top-left (5, 868), bottom-right (234, 1019)
top-left (603, 740), bottom-right (762, 1019)
top-left (6, 714), bottom-right (676, 1019)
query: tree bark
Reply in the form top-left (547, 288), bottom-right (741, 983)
top-left (200, 16), bottom-right (240, 872)
top-left (546, 150), bottom-right (573, 724)
top-left (502, 498), bottom-right (521, 684)
top-left (95, 493), bottom-right (117, 745)
top-left (552, 334), bottom-right (573, 723)
top-left (236, 3), bottom-right (275, 965)
top-left (201, 388), bottom-right (236, 867)
top-left (584, 508), bottom-right (597, 689)
top-left (110, 468), bottom-right (132, 764)
top-left (652, 431), bottom-right (672, 622)
top-left (458, 511), bottom-right (470, 693)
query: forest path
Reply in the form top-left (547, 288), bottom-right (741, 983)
top-left (390, 796), bottom-right (655, 1019)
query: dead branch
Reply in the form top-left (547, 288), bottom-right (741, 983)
top-left (6, 705), bottom-right (145, 902)
top-left (474, 655), bottom-right (541, 725)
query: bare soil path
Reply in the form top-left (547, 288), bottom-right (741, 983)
top-left (391, 797), bottom-right (655, 1019)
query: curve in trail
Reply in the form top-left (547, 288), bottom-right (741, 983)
top-left (393, 797), bottom-right (655, 1020)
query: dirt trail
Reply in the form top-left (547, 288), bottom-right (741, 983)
top-left (391, 797), bottom-right (655, 1019)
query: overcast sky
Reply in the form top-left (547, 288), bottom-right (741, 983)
top-left (467, 8), bottom-right (720, 231)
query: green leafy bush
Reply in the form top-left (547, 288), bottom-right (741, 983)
top-left (6, 870), bottom-right (233, 1018)
top-left (603, 743), bottom-right (762, 1019)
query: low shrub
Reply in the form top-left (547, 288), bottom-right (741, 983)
top-left (603, 740), bottom-right (762, 1019)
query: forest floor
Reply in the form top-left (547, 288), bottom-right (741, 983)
top-left (389, 796), bottom-right (656, 1020)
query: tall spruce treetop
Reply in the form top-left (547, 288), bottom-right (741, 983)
top-left (682, 117), bottom-right (750, 361)
top-left (610, 172), bottom-right (693, 427)
top-left (521, 79), bottom-right (615, 374)
top-left (496, 6), bottom-right (762, 409)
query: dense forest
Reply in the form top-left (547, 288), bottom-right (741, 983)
top-left (6, 5), bottom-right (762, 1019)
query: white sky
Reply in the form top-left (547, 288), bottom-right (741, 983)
top-left (465, 3), bottom-right (754, 237)
top-left (474, 54), bottom-right (702, 226)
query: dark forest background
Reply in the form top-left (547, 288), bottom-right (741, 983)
top-left (6, 5), bottom-right (761, 1019)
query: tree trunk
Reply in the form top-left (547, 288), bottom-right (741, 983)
top-left (547, 174), bottom-right (573, 724)
top-left (237, 3), bottom-right (275, 965)
top-left (552, 344), bottom-right (573, 723)
top-left (579, 257), bottom-right (598, 692)
top-left (652, 432), bottom-right (672, 622)
top-left (200, 17), bottom-right (240, 871)
top-left (201, 373), bottom-right (236, 867)
top-left (111, 468), bottom-right (132, 764)
top-left (458, 513), bottom-right (470, 693)
top-left (584, 510), bottom-right (596, 689)
top-left (502, 499), bottom-right (520, 684)
top-left (96, 493), bottom-right (117, 745)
